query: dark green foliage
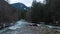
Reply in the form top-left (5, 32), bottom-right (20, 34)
top-left (45, 0), bottom-right (60, 25)
top-left (29, 0), bottom-right (60, 26)
top-left (31, 0), bottom-right (45, 23)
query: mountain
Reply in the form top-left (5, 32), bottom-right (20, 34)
top-left (11, 3), bottom-right (29, 10)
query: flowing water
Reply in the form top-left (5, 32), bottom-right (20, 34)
top-left (0, 19), bottom-right (29, 34)
top-left (0, 19), bottom-right (60, 34)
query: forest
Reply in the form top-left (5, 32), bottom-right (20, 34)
top-left (0, 0), bottom-right (60, 29)
top-left (24, 0), bottom-right (60, 26)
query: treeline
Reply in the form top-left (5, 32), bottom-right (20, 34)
top-left (24, 0), bottom-right (60, 26)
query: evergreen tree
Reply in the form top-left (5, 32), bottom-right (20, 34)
top-left (45, 0), bottom-right (60, 25)
top-left (31, 0), bottom-right (45, 23)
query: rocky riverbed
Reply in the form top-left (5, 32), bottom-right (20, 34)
top-left (0, 19), bottom-right (60, 34)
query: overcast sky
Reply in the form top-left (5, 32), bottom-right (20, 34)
top-left (8, 0), bottom-right (44, 7)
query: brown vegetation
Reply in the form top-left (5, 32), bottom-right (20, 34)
top-left (0, 0), bottom-right (19, 28)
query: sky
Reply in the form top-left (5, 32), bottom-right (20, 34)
top-left (8, 0), bottom-right (44, 7)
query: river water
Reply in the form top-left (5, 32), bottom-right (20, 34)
top-left (0, 19), bottom-right (60, 34)
top-left (0, 19), bottom-right (29, 34)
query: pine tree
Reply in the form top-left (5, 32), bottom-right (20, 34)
top-left (31, 0), bottom-right (45, 23)
top-left (45, 0), bottom-right (60, 25)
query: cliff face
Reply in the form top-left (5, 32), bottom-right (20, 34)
top-left (0, 0), bottom-right (19, 28)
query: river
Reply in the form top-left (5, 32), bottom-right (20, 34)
top-left (0, 19), bottom-right (60, 34)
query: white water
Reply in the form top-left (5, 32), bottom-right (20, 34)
top-left (0, 19), bottom-right (29, 33)
top-left (8, 19), bottom-right (29, 30)
top-left (0, 19), bottom-right (60, 33)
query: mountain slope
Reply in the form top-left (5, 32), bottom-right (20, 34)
top-left (11, 3), bottom-right (29, 10)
